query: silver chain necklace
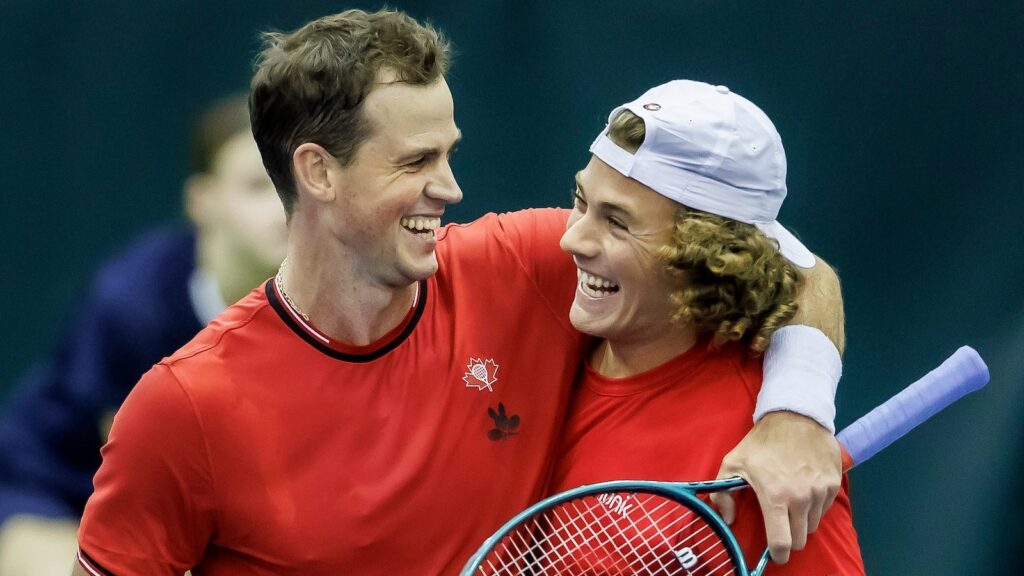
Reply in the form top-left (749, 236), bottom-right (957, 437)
top-left (274, 259), bottom-right (310, 322)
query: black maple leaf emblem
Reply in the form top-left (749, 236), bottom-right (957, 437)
top-left (487, 402), bottom-right (520, 441)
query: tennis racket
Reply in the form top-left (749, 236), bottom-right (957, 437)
top-left (461, 345), bottom-right (989, 576)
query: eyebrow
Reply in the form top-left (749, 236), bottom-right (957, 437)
top-left (393, 130), bottom-right (463, 165)
top-left (574, 171), bottom-right (636, 221)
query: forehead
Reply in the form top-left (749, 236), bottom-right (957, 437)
top-left (578, 156), bottom-right (681, 223)
top-left (361, 77), bottom-right (460, 150)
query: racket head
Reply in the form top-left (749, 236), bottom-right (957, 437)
top-left (462, 479), bottom-right (750, 576)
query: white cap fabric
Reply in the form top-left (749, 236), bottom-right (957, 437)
top-left (590, 80), bottom-right (815, 269)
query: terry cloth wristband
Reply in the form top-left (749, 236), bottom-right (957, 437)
top-left (754, 325), bottom-right (841, 433)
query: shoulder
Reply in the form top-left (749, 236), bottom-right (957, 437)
top-left (713, 342), bottom-right (764, 400)
top-left (88, 226), bottom-right (196, 312)
top-left (94, 226), bottom-right (195, 289)
top-left (162, 283), bottom-right (274, 369)
top-left (438, 208), bottom-right (569, 248)
top-left (49, 226), bottom-right (200, 346)
top-left (433, 208), bottom-right (577, 322)
top-left (435, 208), bottom-right (572, 277)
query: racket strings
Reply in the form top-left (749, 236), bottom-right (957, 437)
top-left (629, 496), bottom-right (732, 576)
top-left (484, 495), bottom-right (727, 575)
top-left (553, 496), bottom-right (684, 574)
top-left (474, 492), bottom-right (739, 575)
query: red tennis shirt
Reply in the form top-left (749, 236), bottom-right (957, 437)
top-left (550, 340), bottom-right (865, 575)
top-left (77, 209), bottom-right (589, 575)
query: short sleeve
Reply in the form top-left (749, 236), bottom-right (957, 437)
top-left (493, 209), bottom-right (575, 303)
top-left (440, 208), bottom-right (577, 326)
top-left (78, 364), bottom-right (216, 575)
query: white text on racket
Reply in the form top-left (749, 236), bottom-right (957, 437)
top-left (596, 492), bottom-right (634, 517)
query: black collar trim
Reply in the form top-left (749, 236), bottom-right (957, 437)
top-left (264, 278), bottom-right (427, 363)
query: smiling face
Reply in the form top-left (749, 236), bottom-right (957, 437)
top-left (326, 76), bottom-right (463, 287)
top-left (560, 156), bottom-right (687, 349)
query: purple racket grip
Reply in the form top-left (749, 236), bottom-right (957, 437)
top-left (836, 346), bottom-right (989, 468)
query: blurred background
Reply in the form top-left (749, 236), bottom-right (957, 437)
top-left (1, 0), bottom-right (1021, 573)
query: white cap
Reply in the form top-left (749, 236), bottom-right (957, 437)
top-left (590, 80), bottom-right (815, 269)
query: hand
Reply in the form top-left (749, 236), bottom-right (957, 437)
top-left (709, 410), bottom-right (842, 564)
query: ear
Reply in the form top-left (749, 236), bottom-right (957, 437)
top-left (184, 173), bottom-right (215, 229)
top-left (293, 143), bottom-right (339, 204)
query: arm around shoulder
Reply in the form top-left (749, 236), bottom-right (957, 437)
top-left (754, 254), bottom-right (845, 431)
top-left (713, 255), bottom-right (846, 564)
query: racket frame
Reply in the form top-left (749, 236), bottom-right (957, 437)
top-left (463, 477), bottom-right (753, 575)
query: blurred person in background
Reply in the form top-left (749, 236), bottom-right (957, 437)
top-left (0, 94), bottom-right (287, 576)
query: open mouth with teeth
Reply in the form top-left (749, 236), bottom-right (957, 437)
top-left (400, 216), bottom-right (441, 235)
top-left (578, 269), bottom-right (620, 298)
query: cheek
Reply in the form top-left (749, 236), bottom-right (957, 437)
top-left (354, 206), bottom-right (394, 237)
top-left (645, 272), bottom-right (682, 319)
top-left (623, 244), bottom-right (664, 282)
top-left (620, 253), bottom-right (676, 315)
top-left (351, 184), bottom-right (416, 223)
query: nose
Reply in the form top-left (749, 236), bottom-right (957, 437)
top-left (559, 211), bottom-right (598, 259)
top-left (426, 160), bottom-right (463, 205)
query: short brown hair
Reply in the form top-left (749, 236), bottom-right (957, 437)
top-left (190, 94), bottom-right (251, 174)
top-left (249, 9), bottom-right (451, 215)
top-left (607, 110), bottom-right (802, 353)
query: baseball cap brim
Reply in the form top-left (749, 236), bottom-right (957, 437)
top-left (754, 220), bottom-right (816, 269)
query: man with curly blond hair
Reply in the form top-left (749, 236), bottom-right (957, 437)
top-left (550, 80), bottom-right (864, 573)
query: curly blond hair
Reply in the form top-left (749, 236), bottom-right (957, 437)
top-left (607, 110), bottom-right (802, 352)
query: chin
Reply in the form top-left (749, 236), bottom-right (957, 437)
top-left (568, 305), bottom-right (610, 339)
top-left (401, 255), bottom-right (440, 283)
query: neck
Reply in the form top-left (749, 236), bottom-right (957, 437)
top-left (197, 236), bottom-right (277, 307)
top-left (278, 226), bottom-right (418, 347)
top-left (590, 326), bottom-right (699, 378)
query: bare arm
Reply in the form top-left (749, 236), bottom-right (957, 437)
top-left (791, 256), bottom-right (845, 355)
top-left (712, 256), bottom-right (846, 564)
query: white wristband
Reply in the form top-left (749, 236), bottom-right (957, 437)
top-left (754, 325), bottom-right (841, 433)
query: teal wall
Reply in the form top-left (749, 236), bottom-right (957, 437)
top-left (2, 1), bottom-right (1021, 573)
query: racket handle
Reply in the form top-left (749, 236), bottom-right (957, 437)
top-left (836, 346), bottom-right (989, 468)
